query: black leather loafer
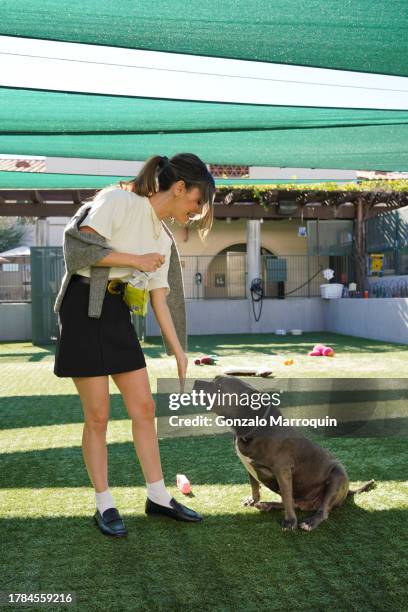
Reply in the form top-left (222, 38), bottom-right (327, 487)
top-left (145, 497), bottom-right (203, 522)
top-left (94, 508), bottom-right (128, 537)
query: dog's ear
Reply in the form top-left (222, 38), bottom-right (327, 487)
top-left (192, 379), bottom-right (215, 394)
top-left (213, 375), bottom-right (230, 384)
top-left (213, 375), bottom-right (258, 394)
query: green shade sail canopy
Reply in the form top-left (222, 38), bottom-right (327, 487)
top-left (0, 172), bottom-right (131, 189)
top-left (2, 87), bottom-right (408, 170)
top-left (1, 3), bottom-right (408, 174)
top-left (1, 0), bottom-right (408, 76)
top-left (2, 88), bottom-right (408, 134)
top-left (0, 172), bottom-right (356, 190)
top-left (1, 123), bottom-right (408, 171)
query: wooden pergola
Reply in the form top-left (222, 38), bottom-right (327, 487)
top-left (1, 182), bottom-right (407, 218)
top-left (1, 181), bottom-right (407, 290)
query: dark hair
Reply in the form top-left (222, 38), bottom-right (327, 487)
top-left (119, 153), bottom-right (216, 240)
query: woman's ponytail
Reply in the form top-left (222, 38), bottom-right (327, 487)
top-left (119, 152), bottom-right (215, 241)
top-left (120, 155), bottom-right (164, 197)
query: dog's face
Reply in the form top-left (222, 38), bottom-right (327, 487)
top-left (193, 375), bottom-right (277, 437)
top-left (193, 375), bottom-right (256, 416)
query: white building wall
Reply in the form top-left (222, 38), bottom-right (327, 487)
top-left (324, 298), bottom-right (408, 345)
top-left (47, 217), bottom-right (70, 246)
top-left (144, 297), bottom-right (408, 344)
top-left (1, 298), bottom-right (407, 344)
top-left (46, 157), bottom-right (143, 176)
top-left (146, 297), bottom-right (325, 336)
top-left (249, 167), bottom-right (357, 181)
top-left (0, 303), bottom-right (31, 341)
top-left (21, 223), bottom-right (36, 247)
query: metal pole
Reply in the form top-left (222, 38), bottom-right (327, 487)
top-left (246, 220), bottom-right (261, 297)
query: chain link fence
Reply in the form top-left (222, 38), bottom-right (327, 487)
top-left (180, 253), bottom-right (352, 299)
top-left (1, 252), bottom-right (355, 303)
top-left (0, 264), bottom-right (31, 302)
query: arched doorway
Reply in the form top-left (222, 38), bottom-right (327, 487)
top-left (204, 244), bottom-right (276, 299)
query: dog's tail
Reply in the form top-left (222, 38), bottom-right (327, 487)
top-left (347, 479), bottom-right (375, 496)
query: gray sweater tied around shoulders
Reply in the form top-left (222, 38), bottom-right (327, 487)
top-left (54, 202), bottom-right (187, 356)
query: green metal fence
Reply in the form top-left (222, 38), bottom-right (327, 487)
top-left (307, 220), bottom-right (354, 256)
top-left (366, 208), bottom-right (408, 276)
top-left (30, 247), bottom-right (145, 346)
top-left (366, 208), bottom-right (408, 252)
top-left (31, 247), bottom-right (64, 345)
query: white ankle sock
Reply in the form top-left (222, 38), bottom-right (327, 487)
top-left (146, 479), bottom-right (172, 508)
top-left (95, 488), bottom-right (116, 515)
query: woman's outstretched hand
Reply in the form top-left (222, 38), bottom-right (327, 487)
top-left (175, 351), bottom-right (188, 393)
top-left (149, 288), bottom-right (188, 392)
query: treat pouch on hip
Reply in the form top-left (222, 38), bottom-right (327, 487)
top-left (123, 272), bottom-right (149, 317)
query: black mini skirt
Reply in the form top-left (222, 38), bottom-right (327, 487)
top-left (54, 275), bottom-right (146, 377)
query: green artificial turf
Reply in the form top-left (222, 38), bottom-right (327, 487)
top-left (0, 333), bottom-right (407, 611)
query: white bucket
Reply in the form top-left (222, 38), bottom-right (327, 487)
top-left (320, 283), bottom-right (344, 299)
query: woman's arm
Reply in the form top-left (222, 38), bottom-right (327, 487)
top-left (79, 226), bottom-right (165, 272)
top-left (150, 287), bottom-right (188, 391)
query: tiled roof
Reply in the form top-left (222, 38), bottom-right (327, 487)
top-left (209, 164), bottom-right (249, 178)
top-left (0, 159), bottom-right (46, 172)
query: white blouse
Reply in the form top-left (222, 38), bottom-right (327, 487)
top-left (76, 186), bottom-right (172, 293)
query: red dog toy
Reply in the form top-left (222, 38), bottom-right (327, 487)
top-left (194, 354), bottom-right (219, 365)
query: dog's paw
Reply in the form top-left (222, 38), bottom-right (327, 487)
top-left (299, 520), bottom-right (314, 532)
top-left (299, 510), bottom-right (327, 531)
top-left (299, 511), bottom-right (325, 531)
top-left (281, 517), bottom-right (298, 531)
top-left (242, 496), bottom-right (259, 507)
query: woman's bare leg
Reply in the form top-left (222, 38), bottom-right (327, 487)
top-left (111, 368), bottom-right (163, 483)
top-left (72, 375), bottom-right (110, 492)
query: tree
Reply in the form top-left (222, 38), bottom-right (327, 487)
top-left (0, 218), bottom-right (26, 253)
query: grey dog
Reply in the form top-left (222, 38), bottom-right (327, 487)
top-left (193, 375), bottom-right (374, 531)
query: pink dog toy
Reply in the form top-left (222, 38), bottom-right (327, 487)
top-left (308, 344), bottom-right (335, 357)
top-left (313, 344), bottom-right (326, 354)
top-left (176, 474), bottom-right (191, 494)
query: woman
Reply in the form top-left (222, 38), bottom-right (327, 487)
top-left (54, 153), bottom-right (216, 537)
